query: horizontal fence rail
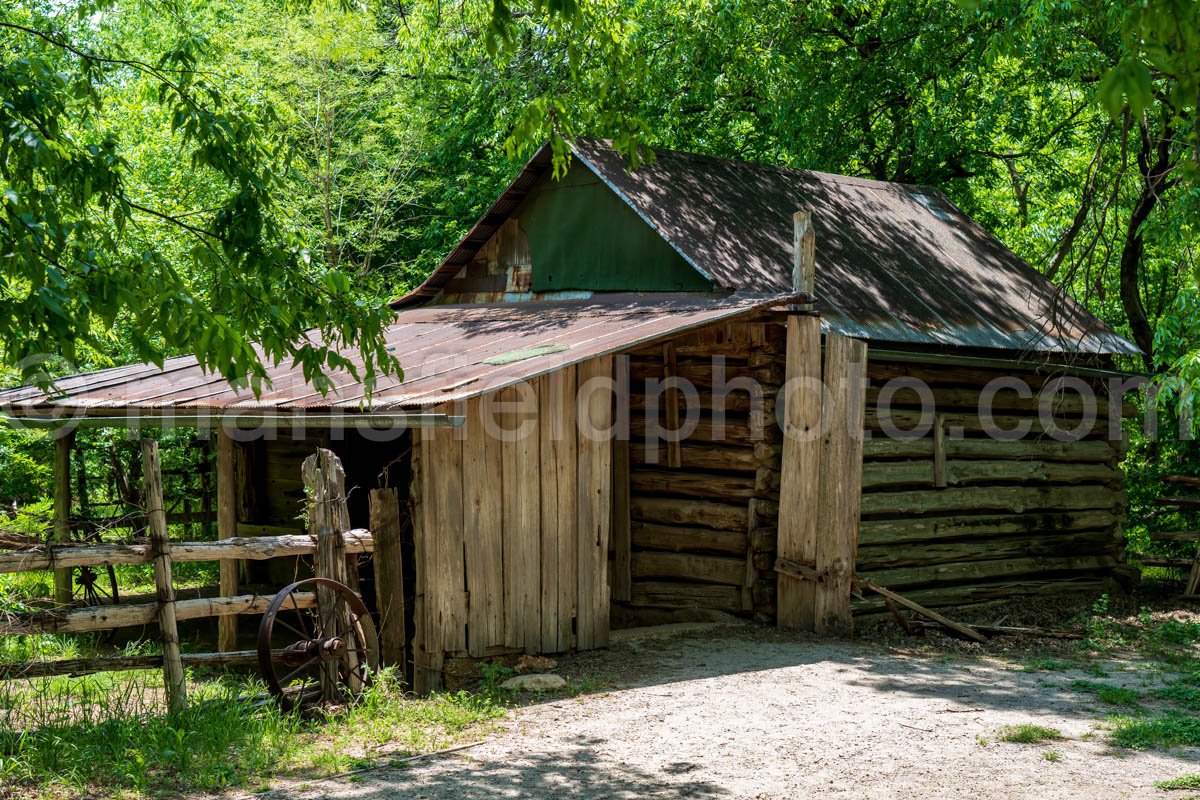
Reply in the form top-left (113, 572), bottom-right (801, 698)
top-left (0, 531), bottom-right (374, 574)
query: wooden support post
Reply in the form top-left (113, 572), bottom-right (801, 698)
top-left (216, 429), bottom-right (239, 651)
top-left (776, 316), bottom-right (822, 630)
top-left (369, 487), bottom-right (407, 677)
top-left (52, 429), bottom-right (75, 607)
top-left (793, 211), bottom-right (815, 297)
top-left (141, 439), bottom-right (187, 713)
top-left (813, 334), bottom-right (867, 636)
top-left (303, 448), bottom-right (358, 700)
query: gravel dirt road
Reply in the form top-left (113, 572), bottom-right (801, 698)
top-left (267, 623), bottom-right (1200, 800)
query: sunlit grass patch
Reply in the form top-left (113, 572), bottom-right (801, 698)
top-left (998, 724), bottom-right (1063, 744)
top-left (0, 667), bottom-right (507, 798)
top-left (1109, 714), bottom-right (1200, 750)
top-left (1155, 774), bottom-right (1200, 790)
top-left (1069, 680), bottom-right (1142, 708)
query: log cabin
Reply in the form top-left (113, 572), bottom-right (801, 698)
top-left (0, 138), bottom-right (1140, 687)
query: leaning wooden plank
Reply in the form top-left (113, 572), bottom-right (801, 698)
top-left (851, 575), bottom-right (1118, 616)
top-left (2, 591), bottom-right (317, 636)
top-left (776, 315), bottom-right (822, 631)
top-left (813, 333), bottom-right (867, 636)
top-left (852, 576), bottom-right (987, 643)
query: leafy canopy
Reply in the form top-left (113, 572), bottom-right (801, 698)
top-left (0, 1), bottom-right (399, 395)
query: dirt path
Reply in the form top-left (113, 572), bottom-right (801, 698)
top-left (271, 624), bottom-right (1199, 799)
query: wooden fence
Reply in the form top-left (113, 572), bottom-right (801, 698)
top-left (0, 442), bottom-right (400, 712)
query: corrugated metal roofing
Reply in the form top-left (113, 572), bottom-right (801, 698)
top-left (0, 292), bottom-right (802, 414)
top-left (397, 138), bottom-right (1136, 356)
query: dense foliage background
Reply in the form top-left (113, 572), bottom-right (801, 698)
top-left (1, 0), bottom-right (1198, 556)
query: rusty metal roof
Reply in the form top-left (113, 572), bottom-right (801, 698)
top-left (0, 292), bottom-right (801, 413)
top-left (398, 139), bottom-right (1136, 356)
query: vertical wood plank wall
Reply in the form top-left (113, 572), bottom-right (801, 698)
top-left (413, 357), bottom-right (614, 677)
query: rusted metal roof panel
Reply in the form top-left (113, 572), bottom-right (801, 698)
top-left (0, 292), bottom-right (802, 413)
top-left (399, 138), bottom-right (1136, 355)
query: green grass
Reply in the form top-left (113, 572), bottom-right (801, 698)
top-left (1156, 774), bottom-right (1200, 790)
top-left (0, 668), bottom-right (506, 798)
top-left (1069, 680), bottom-right (1143, 708)
top-left (1042, 749), bottom-right (1062, 762)
top-left (1109, 714), bottom-right (1200, 750)
top-left (998, 724), bottom-right (1063, 744)
top-left (1023, 658), bottom-right (1075, 673)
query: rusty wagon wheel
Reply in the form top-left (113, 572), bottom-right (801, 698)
top-left (256, 578), bottom-right (379, 710)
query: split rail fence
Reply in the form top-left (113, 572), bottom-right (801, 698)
top-left (0, 441), bottom-right (404, 712)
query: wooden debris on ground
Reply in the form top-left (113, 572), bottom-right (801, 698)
top-left (774, 557), bottom-right (1081, 643)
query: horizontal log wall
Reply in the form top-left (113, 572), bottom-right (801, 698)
top-left (621, 322), bottom-right (1130, 621)
top-left (623, 315), bottom-right (783, 619)
top-left (852, 359), bottom-right (1128, 616)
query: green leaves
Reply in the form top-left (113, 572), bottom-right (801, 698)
top-left (1098, 56), bottom-right (1153, 119)
top-left (0, 1), bottom-right (400, 397)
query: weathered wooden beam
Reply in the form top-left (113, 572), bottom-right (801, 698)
top-left (631, 551), bottom-right (747, 586)
top-left (0, 649), bottom-right (287, 680)
top-left (632, 522), bottom-right (747, 556)
top-left (369, 487), bottom-right (406, 673)
top-left (813, 333), bottom-right (867, 637)
top-left (631, 496), bottom-right (748, 532)
top-left (852, 576), bottom-right (987, 643)
top-left (776, 315), bottom-right (822, 631)
top-left (792, 211), bottom-right (815, 297)
top-left (216, 429), bottom-right (239, 652)
top-left (859, 510), bottom-right (1120, 546)
top-left (53, 430), bottom-right (74, 606)
top-left (2, 592), bottom-right (317, 636)
top-left (861, 485), bottom-right (1123, 517)
top-left (861, 459), bottom-right (1121, 491)
top-left (0, 531), bottom-right (373, 574)
top-left (142, 438), bottom-right (187, 712)
top-left (304, 448), bottom-right (357, 700)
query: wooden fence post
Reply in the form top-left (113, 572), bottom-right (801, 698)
top-left (216, 429), bottom-right (239, 651)
top-left (776, 315), bottom-right (822, 630)
top-left (53, 429), bottom-right (75, 607)
top-left (369, 487), bottom-right (407, 679)
top-left (303, 448), bottom-right (357, 701)
top-left (141, 438), bottom-right (187, 713)
top-left (812, 334), bottom-right (867, 636)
